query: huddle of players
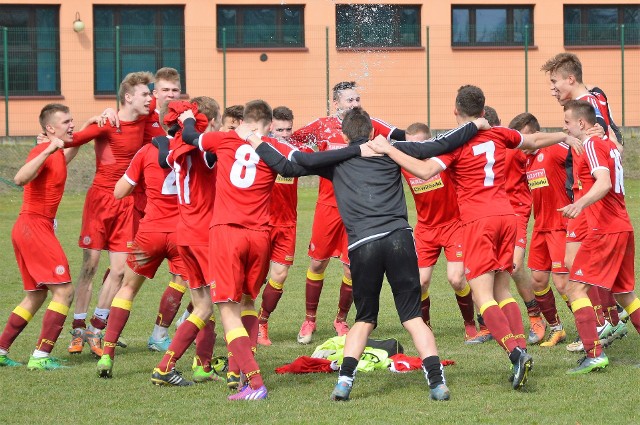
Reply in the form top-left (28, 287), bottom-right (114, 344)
top-left (1, 51), bottom-right (639, 400)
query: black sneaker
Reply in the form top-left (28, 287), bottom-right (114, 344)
top-left (511, 348), bottom-right (533, 390)
top-left (151, 368), bottom-right (194, 387)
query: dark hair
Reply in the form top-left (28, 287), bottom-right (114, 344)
top-left (333, 81), bottom-right (357, 101)
top-left (455, 85), bottom-right (485, 118)
top-left (406, 122), bottom-right (432, 138)
top-left (541, 53), bottom-right (583, 83)
top-left (39, 103), bottom-right (70, 132)
top-left (273, 106), bottom-right (294, 121)
top-left (243, 100), bottom-right (272, 126)
top-left (341, 107), bottom-right (372, 141)
top-left (483, 106), bottom-right (500, 126)
top-left (508, 112), bottom-right (541, 132)
top-left (222, 105), bottom-right (244, 121)
top-left (564, 100), bottom-right (596, 125)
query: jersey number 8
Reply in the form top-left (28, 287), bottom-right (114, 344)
top-left (230, 144), bottom-right (260, 188)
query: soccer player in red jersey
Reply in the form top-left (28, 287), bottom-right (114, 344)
top-left (558, 100), bottom-right (640, 373)
top-left (150, 97), bottom-right (224, 386)
top-left (485, 107), bottom-right (545, 344)
top-left (220, 105), bottom-right (244, 132)
top-left (64, 72), bottom-right (152, 357)
top-left (0, 104), bottom-right (77, 370)
top-left (289, 81), bottom-right (404, 344)
top-left (369, 85), bottom-right (581, 389)
top-left (513, 113), bottom-right (570, 347)
top-left (400, 123), bottom-right (479, 343)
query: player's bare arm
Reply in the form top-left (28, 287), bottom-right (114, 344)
top-left (520, 132), bottom-right (584, 155)
top-left (113, 176), bottom-right (136, 199)
top-left (558, 169), bottom-right (611, 218)
top-left (13, 137), bottom-right (64, 186)
top-left (369, 137), bottom-right (445, 181)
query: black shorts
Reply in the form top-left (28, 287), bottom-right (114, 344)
top-left (349, 229), bottom-right (421, 326)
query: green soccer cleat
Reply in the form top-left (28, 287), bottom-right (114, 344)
top-left (27, 356), bottom-right (68, 371)
top-left (608, 321), bottom-right (628, 344)
top-left (212, 356), bottom-right (228, 375)
top-left (0, 354), bottom-right (22, 367)
top-left (567, 353), bottom-right (609, 375)
top-left (192, 365), bottom-right (222, 383)
top-left (97, 354), bottom-right (113, 378)
top-left (597, 322), bottom-right (614, 347)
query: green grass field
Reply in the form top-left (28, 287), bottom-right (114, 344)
top-left (0, 183), bottom-right (639, 425)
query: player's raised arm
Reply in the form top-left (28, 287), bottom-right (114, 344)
top-left (13, 137), bottom-right (64, 186)
top-left (368, 135), bottom-right (445, 181)
top-left (519, 132), bottom-right (583, 155)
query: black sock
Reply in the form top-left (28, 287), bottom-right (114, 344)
top-left (525, 299), bottom-right (539, 309)
top-left (477, 314), bottom-right (485, 327)
top-left (339, 356), bottom-right (358, 379)
top-left (422, 355), bottom-right (444, 389)
top-left (509, 347), bottom-right (523, 364)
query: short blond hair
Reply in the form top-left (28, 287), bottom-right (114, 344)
top-left (191, 96), bottom-right (220, 122)
top-left (118, 71), bottom-right (154, 105)
top-left (155, 67), bottom-right (180, 84)
top-left (541, 53), bottom-right (583, 83)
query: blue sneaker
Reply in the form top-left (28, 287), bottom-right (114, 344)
top-left (0, 354), bottom-right (22, 367)
top-left (429, 383), bottom-right (450, 401)
top-left (147, 336), bottom-right (172, 352)
top-left (330, 380), bottom-right (353, 401)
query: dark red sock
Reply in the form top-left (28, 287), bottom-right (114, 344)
top-left (195, 318), bottom-right (216, 372)
top-left (500, 299), bottom-right (526, 349)
top-left (480, 303), bottom-right (518, 352)
top-left (241, 311), bottom-right (259, 352)
top-left (157, 317), bottom-right (201, 372)
top-left (227, 333), bottom-right (263, 389)
top-left (35, 305), bottom-right (68, 354)
top-left (72, 319), bottom-right (86, 329)
top-left (587, 286), bottom-right (605, 326)
top-left (103, 305), bottom-right (131, 360)
top-left (573, 302), bottom-right (602, 358)
top-left (90, 315), bottom-right (107, 331)
top-left (259, 280), bottom-right (283, 324)
top-left (455, 290), bottom-right (475, 323)
top-left (305, 270), bottom-right (324, 321)
top-left (535, 287), bottom-right (561, 327)
top-left (156, 282), bottom-right (186, 327)
top-left (0, 309), bottom-right (31, 351)
top-left (336, 278), bottom-right (353, 322)
top-left (421, 293), bottom-right (431, 327)
top-left (598, 288), bottom-right (617, 325)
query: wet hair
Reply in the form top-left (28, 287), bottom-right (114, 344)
top-left (508, 112), bottom-right (541, 132)
top-left (341, 107), bottom-right (372, 141)
top-left (564, 100), bottom-right (596, 125)
top-left (333, 81), bottom-right (357, 101)
top-left (455, 85), bottom-right (485, 118)
top-left (118, 71), bottom-right (153, 105)
top-left (222, 104), bottom-right (244, 121)
top-left (406, 122), bottom-right (432, 138)
top-left (273, 106), bottom-right (294, 122)
top-left (541, 53), bottom-right (583, 83)
top-left (39, 103), bottom-right (70, 132)
top-left (483, 106), bottom-right (500, 126)
top-left (243, 100), bottom-right (272, 126)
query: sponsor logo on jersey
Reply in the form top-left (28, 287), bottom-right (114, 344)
top-left (327, 142), bottom-right (347, 151)
top-left (527, 169), bottom-right (549, 190)
top-left (552, 262), bottom-right (563, 269)
top-left (275, 175), bottom-right (295, 184)
top-left (55, 265), bottom-right (66, 275)
top-left (410, 174), bottom-right (444, 194)
top-left (575, 269), bottom-right (583, 276)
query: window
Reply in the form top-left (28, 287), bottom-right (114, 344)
top-left (336, 4), bottom-right (421, 48)
top-left (0, 5), bottom-right (59, 96)
top-left (452, 5), bottom-right (533, 47)
top-left (93, 6), bottom-right (185, 95)
top-left (564, 5), bottom-right (640, 46)
top-left (217, 5), bottom-right (305, 48)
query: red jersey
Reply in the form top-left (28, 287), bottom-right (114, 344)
top-left (526, 143), bottom-right (570, 231)
top-left (576, 136), bottom-right (632, 234)
top-left (504, 148), bottom-right (532, 217)
top-left (70, 117), bottom-right (146, 190)
top-left (270, 175), bottom-right (298, 226)
top-left (124, 143), bottom-right (178, 233)
top-left (290, 115), bottom-right (394, 207)
top-left (144, 97), bottom-right (165, 145)
top-left (433, 126), bottom-right (523, 224)
top-left (402, 169), bottom-right (459, 227)
top-left (167, 148), bottom-right (216, 246)
top-left (19, 143), bottom-right (67, 219)
top-left (199, 133), bottom-right (296, 231)
top-left (576, 93), bottom-right (608, 136)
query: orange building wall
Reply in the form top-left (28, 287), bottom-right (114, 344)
top-left (0, 0), bottom-right (638, 136)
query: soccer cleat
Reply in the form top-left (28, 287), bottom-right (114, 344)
top-left (227, 372), bottom-right (241, 390)
top-left (333, 319), bottom-right (350, 337)
top-left (463, 322), bottom-right (478, 341)
top-left (464, 328), bottom-right (493, 345)
top-left (566, 353), bottom-right (609, 375)
top-left (429, 383), bottom-right (451, 401)
top-left (511, 348), bottom-right (533, 390)
top-left (597, 322), bottom-right (614, 347)
top-left (527, 316), bottom-right (546, 344)
top-left (151, 368), bottom-right (194, 386)
top-left (618, 308), bottom-right (629, 323)
top-left (330, 380), bottom-right (353, 401)
top-left (228, 384), bottom-right (268, 400)
top-left (212, 356), bottom-right (228, 375)
top-left (27, 356), bottom-right (68, 371)
top-left (147, 336), bottom-right (172, 352)
top-left (0, 354), bottom-right (22, 367)
top-left (116, 336), bottom-right (128, 348)
top-left (85, 328), bottom-right (103, 358)
top-left (257, 323), bottom-right (272, 346)
top-left (297, 320), bottom-right (317, 344)
top-left (97, 355), bottom-right (113, 378)
top-left (609, 321), bottom-right (628, 343)
top-left (540, 328), bottom-right (567, 347)
top-left (192, 365), bottom-right (222, 383)
top-left (68, 328), bottom-right (85, 354)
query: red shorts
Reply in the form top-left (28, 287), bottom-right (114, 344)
top-left (126, 231), bottom-right (186, 280)
top-left (178, 244), bottom-right (209, 289)
top-left (79, 185), bottom-right (134, 252)
top-left (514, 214), bottom-right (529, 249)
top-left (414, 220), bottom-right (463, 268)
top-left (308, 203), bottom-right (349, 265)
top-left (12, 214), bottom-right (71, 291)
top-left (270, 225), bottom-right (296, 266)
top-left (570, 231), bottom-right (635, 294)
top-left (463, 215), bottom-right (516, 281)
top-left (209, 225), bottom-right (271, 303)
top-left (566, 213), bottom-right (588, 243)
top-left (527, 229), bottom-right (569, 273)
